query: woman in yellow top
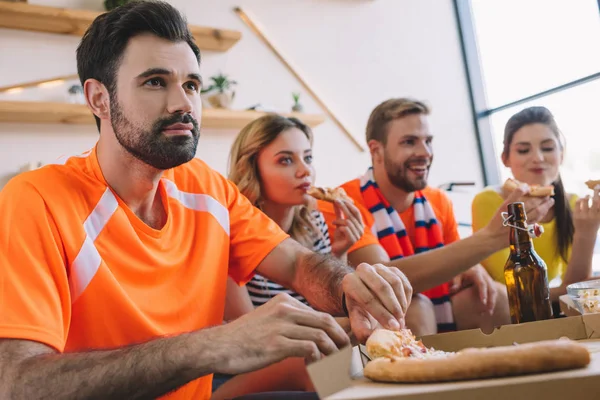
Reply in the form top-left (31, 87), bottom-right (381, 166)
top-left (472, 106), bottom-right (600, 302)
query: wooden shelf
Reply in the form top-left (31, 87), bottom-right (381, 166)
top-left (0, 2), bottom-right (241, 52)
top-left (0, 101), bottom-right (326, 129)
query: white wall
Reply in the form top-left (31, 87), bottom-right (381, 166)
top-left (0, 0), bottom-right (483, 193)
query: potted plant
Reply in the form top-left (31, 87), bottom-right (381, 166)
top-left (201, 73), bottom-right (237, 109)
top-left (291, 92), bottom-right (303, 112)
top-left (67, 84), bottom-right (85, 104)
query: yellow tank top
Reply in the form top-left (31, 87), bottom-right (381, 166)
top-left (471, 187), bottom-right (577, 285)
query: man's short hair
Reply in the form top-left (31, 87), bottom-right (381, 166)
top-left (76, 0), bottom-right (201, 131)
top-left (366, 98), bottom-right (430, 144)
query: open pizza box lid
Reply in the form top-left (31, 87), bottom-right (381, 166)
top-left (307, 313), bottom-right (600, 399)
top-left (559, 294), bottom-right (584, 317)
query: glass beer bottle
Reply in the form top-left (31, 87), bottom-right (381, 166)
top-left (504, 202), bottom-right (553, 324)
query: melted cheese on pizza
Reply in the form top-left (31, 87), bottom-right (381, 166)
top-left (366, 329), bottom-right (453, 360)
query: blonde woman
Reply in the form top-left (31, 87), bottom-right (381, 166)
top-left (211, 114), bottom-right (366, 399)
top-left (227, 114), bottom-right (366, 309)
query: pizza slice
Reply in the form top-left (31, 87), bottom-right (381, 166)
top-left (503, 177), bottom-right (555, 197)
top-left (585, 179), bottom-right (600, 190)
top-left (307, 186), bottom-right (350, 203)
top-left (365, 328), bottom-right (451, 360)
top-left (363, 329), bottom-right (591, 383)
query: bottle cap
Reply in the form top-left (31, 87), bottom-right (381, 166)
top-left (502, 212), bottom-right (544, 238)
top-left (527, 223), bottom-right (544, 239)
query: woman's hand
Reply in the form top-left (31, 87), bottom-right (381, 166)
top-left (331, 200), bottom-right (365, 259)
top-left (573, 186), bottom-right (600, 235)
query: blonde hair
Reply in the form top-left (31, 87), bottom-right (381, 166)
top-left (366, 98), bottom-right (430, 144)
top-left (228, 114), bottom-right (320, 248)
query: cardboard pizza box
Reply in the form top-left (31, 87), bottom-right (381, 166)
top-left (307, 313), bottom-right (600, 399)
top-left (560, 294), bottom-right (583, 317)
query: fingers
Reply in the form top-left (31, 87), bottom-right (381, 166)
top-left (281, 324), bottom-right (344, 358)
top-left (395, 268), bottom-right (413, 308)
top-left (334, 317), bottom-right (352, 335)
top-left (347, 308), bottom-right (377, 344)
top-left (333, 201), bottom-right (345, 220)
top-left (489, 187), bottom-right (530, 236)
top-left (344, 264), bottom-right (402, 330)
top-left (392, 267), bottom-right (413, 310)
top-left (473, 271), bottom-right (488, 307)
top-left (593, 187), bottom-right (600, 211)
top-left (449, 275), bottom-right (462, 294)
top-left (372, 264), bottom-right (410, 319)
top-left (265, 294), bottom-right (351, 362)
top-left (335, 201), bottom-right (365, 232)
top-left (333, 201), bottom-right (365, 242)
top-left (573, 196), bottom-right (591, 220)
top-left (281, 307), bottom-right (351, 350)
top-left (461, 268), bottom-right (490, 312)
top-left (274, 336), bottom-right (322, 364)
top-left (334, 219), bottom-right (362, 242)
top-left (333, 225), bottom-right (361, 247)
top-left (581, 195), bottom-right (591, 214)
top-left (500, 185), bottom-right (553, 223)
top-left (522, 196), bottom-right (554, 224)
top-left (573, 197), bottom-right (583, 216)
top-left (486, 277), bottom-right (497, 315)
top-left (470, 267), bottom-right (496, 315)
top-left (338, 200), bottom-right (364, 224)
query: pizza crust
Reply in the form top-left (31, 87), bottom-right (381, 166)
top-left (503, 178), bottom-right (555, 197)
top-left (307, 186), bottom-right (349, 203)
top-left (363, 339), bottom-right (590, 383)
top-left (585, 179), bottom-right (600, 190)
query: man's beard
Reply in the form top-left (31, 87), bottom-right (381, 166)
top-left (384, 151), bottom-right (431, 193)
top-left (110, 98), bottom-right (200, 170)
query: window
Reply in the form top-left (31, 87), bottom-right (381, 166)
top-left (456, 0), bottom-right (600, 195)
top-left (456, 0), bottom-right (600, 270)
top-left (470, 0), bottom-right (600, 108)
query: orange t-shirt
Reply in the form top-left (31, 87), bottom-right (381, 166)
top-left (330, 179), bottom-right (460, 251)
top-left (0, 146), bottom-right (288, 399)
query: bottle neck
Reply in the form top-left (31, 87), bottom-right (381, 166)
top-left (509, 219), bottom-right (533, 252)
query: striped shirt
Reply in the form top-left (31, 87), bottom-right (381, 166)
top-left (247, 210), bottom-right (332, 307)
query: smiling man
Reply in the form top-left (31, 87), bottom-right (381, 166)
top-left (330, 98), bottom-right (517, 334)
top-left (0, 3), bottom-right (413, 400)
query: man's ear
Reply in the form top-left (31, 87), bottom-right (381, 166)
top-left (368, 139), bottom-right (384, 165)
top-left (84, 79), bottom-right (111, 121)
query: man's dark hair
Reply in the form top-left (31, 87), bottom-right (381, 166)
top-left (76, 0), bottom-right (201, 131)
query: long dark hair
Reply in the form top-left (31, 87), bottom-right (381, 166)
top-left (502, 106), bottom-right (573, 263)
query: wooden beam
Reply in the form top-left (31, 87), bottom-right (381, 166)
top-left (233, 7), bottom-right (365, 152)
top-left (0, 2), bottom-right (241, 52)
top-left (0, 101), bottom-right (327, 129)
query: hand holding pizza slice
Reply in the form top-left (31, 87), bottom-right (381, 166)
top-left (307, 186), bottom-right (351, 203)
top-left (585, 179), bottom-right (600, 190)
top-left (503, 178), bottom-right (555, 197)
